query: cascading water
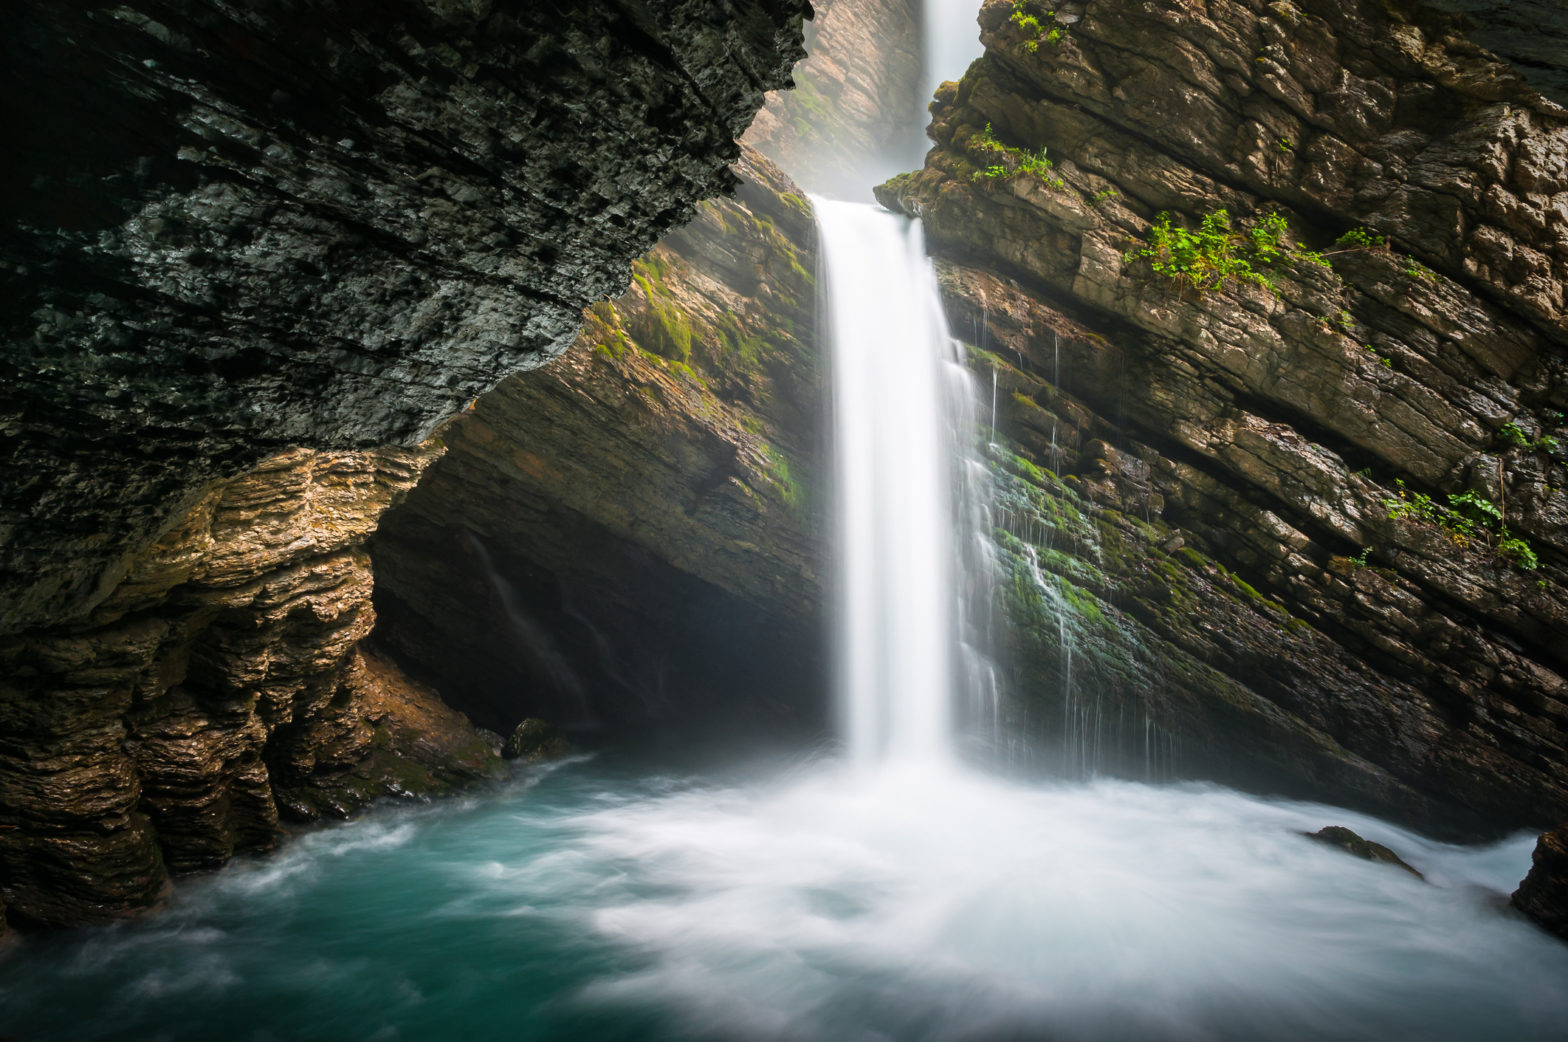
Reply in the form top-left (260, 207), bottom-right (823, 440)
top-left (815, 198), bottom-right (996, 765)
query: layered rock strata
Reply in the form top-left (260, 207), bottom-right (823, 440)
top-left (3, 0), bottom-right (810, 637)
top-left (0, 445), bottom-right (501, 929)
top-left (0, 0), bottom-right (812, 931)
top-left (880, 0), bottom-right (1568, 839)
top-left (1513, 824), bottom-right (1568, 941)
top-left (744, 0), bottom-right (926, 196)
top-left (371, 146), bottom-right (826, 736)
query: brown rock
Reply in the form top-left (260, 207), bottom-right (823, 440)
top-left (502, 720), bottom-right (574, 764)
top-left (877, 0), bottom-right (1568, 837)
top-left (745, 0), bottom-right (926, 196)
top-left (1513, 824), bottom-right (1568, 940)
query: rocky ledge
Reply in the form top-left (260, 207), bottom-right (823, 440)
top-left (879, 0), bottom-right (1567, 840)
top-left (3, 0), bottom-right (810, 638)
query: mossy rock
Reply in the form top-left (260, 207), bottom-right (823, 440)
top-left (502, 718), bottom-right (574, 762)
top-left (1305, 826), bottom-right (1423, 878)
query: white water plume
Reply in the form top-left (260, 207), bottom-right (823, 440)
top-left (815, 197), bottom-right (998, 766)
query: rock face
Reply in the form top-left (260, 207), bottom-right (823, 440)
top-left (0, 0), bottom-right (811, 931)
top-left (371, 146), bottom-right (826, 737)
top-left (880, 0), bottom-right (1568, 838)
top-left (0, 444), bottom-right (502, 927)
top-left (1513, 824), bottom-right (1568, 940)
top-left (1427, 1), bottom-right (1568, 106)
top-left (744, 0), bottom-right (926, 196)
top-left (2, 0), bottom-right (810, 638)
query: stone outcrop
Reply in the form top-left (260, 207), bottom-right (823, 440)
top-left (0, 0), bottom-right (812, 931)
top-left (1305, 825), bottom-right (1423, 877)
top-left (879, 0), bottom-right (1568, 838)
top-left (371, 146), bottom-right (826, 736)
top-left (502, 719), bottom-right (573, 763)
top-left (3, 0), bottom-right (810, 639)
top-left (0, 444), bottom-right (504, 928)
top-left (1513, 823), bottom-right (1568, 940)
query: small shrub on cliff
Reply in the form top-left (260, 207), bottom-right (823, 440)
top-left (1384, 480), bottom-right (1539, 572)
top-left (1010, 1), bottom-right (1065, 51)
top-left (1334, 227), bottom-right (1387, 251)
top-left (970, 124), bottom-right (1068, 190)
top-left (1499, 421), bottom-right (1532, 448)
top-left (1127, 208), bottom-right (1349, 298)
top-left (1124, 209), bottom-right (1279, 296)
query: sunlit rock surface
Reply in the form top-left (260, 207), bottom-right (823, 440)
top-left (0, 0), bottom-right (810, 930)
top-left (879, 0), bottom-right (1568, 839)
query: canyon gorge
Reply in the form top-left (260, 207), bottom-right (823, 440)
top-left (3, 0), bottom-right (1567, 1038)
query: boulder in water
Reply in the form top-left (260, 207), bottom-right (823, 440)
top-left (503, 719), bottom-right (573, 763)
top-left (1513, 824), bottom-right (1568, 941)
top-left (1305, 826), bottom-right (1424, 879)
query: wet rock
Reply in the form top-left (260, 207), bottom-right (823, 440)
top-left (880, 0), bottom-right (1568, 838)
top-left (1513, 824), bottom-right (1568, 941)
top-left (271, 650), bottom-right (502, 821)
top-left (2, 0), bottom-right (811, 638)
top-left (0, 445), bottom-right (459, 925)
top-left (502, 720), bottom-right (574, 764)
top-left (745, 0), bottom-right (926, 195)
top-left (1306, 826), bottom-right (1424, 878)
top-left (0, 0), bottom-right (810, 932)
top-left (371, 147), bottom-right (826, 736)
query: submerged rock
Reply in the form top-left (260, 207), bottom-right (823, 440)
top-left (1305, 826), bottom-right (1424, 879)
top-left (1513, 824), bottom-right (1568, 941)
top-left (502, 720), bottom-right (574, 764)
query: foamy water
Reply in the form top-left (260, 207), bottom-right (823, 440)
top-left (3, 756), bottom-right (1562, 1042)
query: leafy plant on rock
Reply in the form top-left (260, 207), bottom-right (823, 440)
top-left (1124, 209), bottom-right (1286, 296)
top-left (969, 123), bottom-right (1068, 190)
top-left (1384, 479), bottom-right (1539, 572)
top-left (1011, 1), bottom-right (1065, 51)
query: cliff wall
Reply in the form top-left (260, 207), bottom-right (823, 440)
top-left (0, 0), bottom-right (810, 931)
top-left (371, 146), bottom-right (826, 738)
top-left (879, 0), bottom-right (1567, 838)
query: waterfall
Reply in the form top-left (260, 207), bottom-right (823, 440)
top-left (923, 0), bottom-right (987, 115)
top-left (814, 197), bottom-right (993, 766)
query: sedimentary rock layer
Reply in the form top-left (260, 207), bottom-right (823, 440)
top-left (2, 0), bottom-right (811, 638)
top-left (0, 0), bottom-right (811, 931)
top-left (0, 445), bottom-right (502, 928)
top-left (1513, 824), bottom-right (1568, 941)
top-left (881, 0), bottom-right (1568, 838)
top-left (745, 0), bottom-right (926, 195)
top-left (372, 146), bottom-right (826, 735)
